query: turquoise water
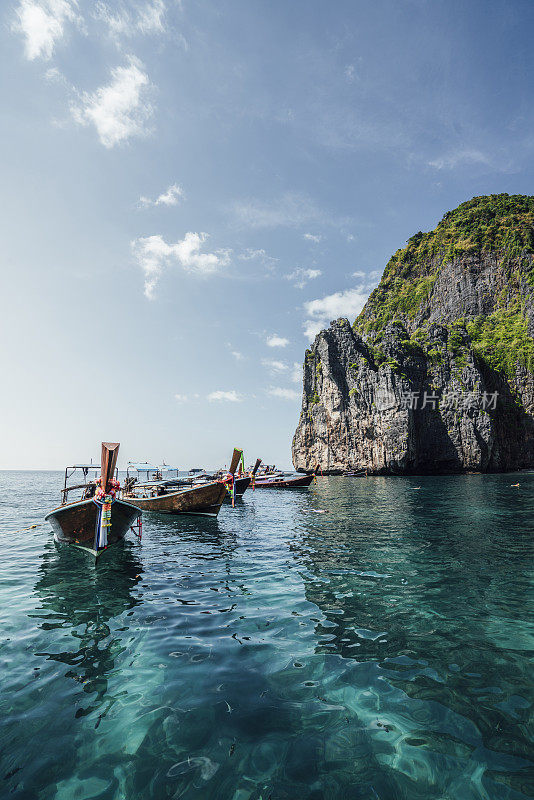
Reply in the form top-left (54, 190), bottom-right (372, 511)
top-left (0, 471), bottom-right (533, 800)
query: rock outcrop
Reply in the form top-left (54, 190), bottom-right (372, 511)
top-left (293, 194), bottom-right (534, 473)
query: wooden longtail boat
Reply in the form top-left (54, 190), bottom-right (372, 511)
top-left (45, 442), bottom-right (141, 558)
top-left (233, 476), bottom-right (251, 496)
top-left (225, 447), bottom-right (251, 505)
top-left (252, 459), bottom-right (315, 489)
top-left (254, 473), bottom-right (315, 489)
top-left (225, 448), bottom-right (250, 500)
top-left (190, 449), bottom-right (252, 500)
top-left (122, 476), bottom-right (227, 517)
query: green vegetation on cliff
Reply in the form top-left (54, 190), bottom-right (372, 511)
top-left (467, 302), bottom-right (534, 377)
top-left (389, 193), bottom-right (534, 268)
top-left (355, 193), bottom-right (534, 379)
top-left (357, 194), bottom-right (534, 331)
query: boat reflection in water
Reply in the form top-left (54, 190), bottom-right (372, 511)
top-left (33, 540), bottom-right (144, 719)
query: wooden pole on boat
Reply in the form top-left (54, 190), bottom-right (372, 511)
top-left (101, 442), bottom-right (120, 492)
top-left (228, 448), bottom-right (242, 476)
top-left (252, 458), bottom-right (261, 476)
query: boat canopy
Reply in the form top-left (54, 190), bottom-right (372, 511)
top-left (128, 463), bottom-right (180, 472)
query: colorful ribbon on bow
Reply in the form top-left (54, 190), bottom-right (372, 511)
top-left (224, 473), bottom-right (236, 507)
top-left (94, 495), bottom-right (114, 550)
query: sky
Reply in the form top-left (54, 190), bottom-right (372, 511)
top-left (1, 0), bottom-right (533, 469)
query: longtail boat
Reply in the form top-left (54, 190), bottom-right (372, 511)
top-left (188, 449), bottom-right (253, 500)
top-left (252, 459), bottom-right (315, 489)
top-left (232, 475), bottom-right (250, 496)
top-left (224, 448), bottom-right (250, 501)
top-left (254, 474), bottom-right (315, 489)
top-left (219, 448), bottom-right (256, 500)
top-left (122, 464), bottom-right (227, 517)
top-left (45, 442), bottom-right (141, 558)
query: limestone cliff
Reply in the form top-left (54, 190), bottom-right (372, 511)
top-left (292, 194), bottom-right (534, 473)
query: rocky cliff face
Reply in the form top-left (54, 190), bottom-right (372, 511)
top-left (293, 194), bottom-right (534, 473)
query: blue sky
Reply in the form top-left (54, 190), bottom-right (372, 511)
top-left (1, 0), bottom-right (533, 469)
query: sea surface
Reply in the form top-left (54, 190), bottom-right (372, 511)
top-left (0, 471), bottom-right (533, 800)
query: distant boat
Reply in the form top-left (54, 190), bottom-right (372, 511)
top-left (45, 442), bottom-right (141, 558)
top-left (253, 460), bottom-right (315, 489)
top-left (254, 474), bottom-right (315, 489)
top-left (189, 449), bottom-right (255, 500)
top-left (127, 462), bottom-right (181, 484)
top-left (123, 463), bottom-right (227, 517)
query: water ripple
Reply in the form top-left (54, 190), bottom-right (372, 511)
top-left (0, 471), bottom-right (533, 799)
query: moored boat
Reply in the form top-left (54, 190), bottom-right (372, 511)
top-left (189, 449), bottom-right (254, 501)
top-left (254, 473), bottom-right (315, 489)
top-left (223, 448), bottom-right (250, 502)
top-left (233, 475), bottom-right (251, 496)
top-left (252, 459), bottom-right (315, 488)
top-left (122, 465), bottom-right (227, 517)
top-left (45, 442), bottom-right (141, 558)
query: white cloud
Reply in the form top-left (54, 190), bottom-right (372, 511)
top-left (237, 248), bottom-right (278, 273)
top-left (345, 64), bottom-right (357, 83)
top-left (303, 320), bottom-right (324, 340)
top-left (267, 387), bottom-right (300, 401)
top-left (230, 350), bottom-right (244, 361)
top-left (136, 0), bottom-right (165, 33)
top-left (303, 233), bottom-right (322, 243)
top-left (174, 393), bottom-right (188, 402)
top-left (266, 334), bottom-right (289, 348)
top-left (13, 0), bottom-right (80, 60)
top-left (94, 0), bottom-right (166, 38)
top-left (352, 270), bottom-right (365, 279)
top-left (139, 183), bottom-right (184, 207)
top-left (207, 390), bottom-right (243, 402)
top-left (71, 56), bottom-right (153, 148)
top-left (428, 148), bottom-right (493, 171)
top-left (262, 359), bottom-right (288, 374)
top-left (239, 248), bottom-right (267, 261)
top-left (44, 65), bottom-right (65, 83)
top-left (236, 247), bottom-right (278, 277)
top-left (303, 285), bottom-right (375, 341)
top-left (291, 362), bottom-right (302, 383)
top-left (239, 248), bottom-right (275, 265)
top-left (93, 1), bottom-right (126, 35)
top-left (132, 232), bottom-right (230, 298)
top-left (284, 267), bottom-right (322, 289)
top-left (232, 192), bottom-right (349, 231)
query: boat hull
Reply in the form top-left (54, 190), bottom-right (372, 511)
top-left (198, 475), bottom-right (250, 500)
top-left (124, 481), bottom-right (227, 517)
top-left (235, 476), bottom-right (251, 495)
top-left (224, 475), bottom-right (251, 500)
top-left (254, 474), bottom-right (315, 489)
top-left (45, 498), bottom-right (140, 557)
